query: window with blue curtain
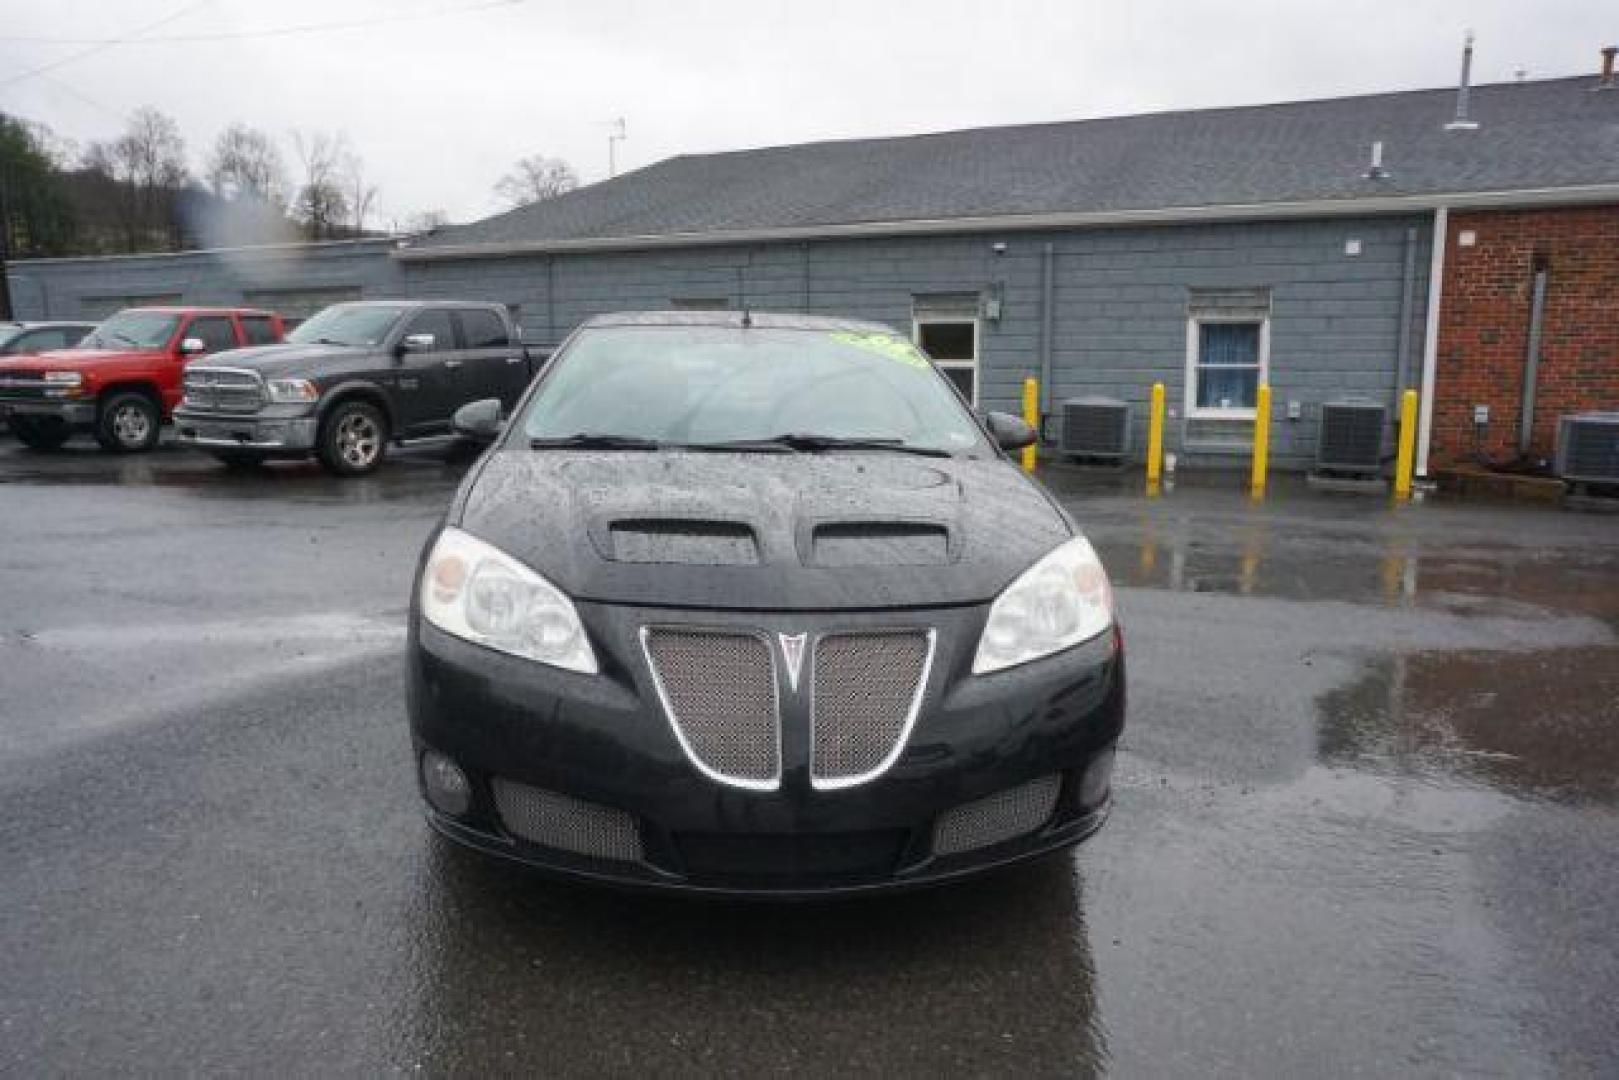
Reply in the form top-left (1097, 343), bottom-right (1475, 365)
top-left (1196, 321), bottom-right (1261, 410)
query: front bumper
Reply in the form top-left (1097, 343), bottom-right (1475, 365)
top-left (0, 398), bottom-right (96, 426)
top-left (408, 600), bottom-right (1126, 896)
top-left (172, 405), bottom-right (318, 452)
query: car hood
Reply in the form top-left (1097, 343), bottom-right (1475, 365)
top-left (190, 342), bottom-right (369, 377)
top-left (0, 347), bottom-right (149, 371)
top-left (453, 450), bottom-right (1075, 611)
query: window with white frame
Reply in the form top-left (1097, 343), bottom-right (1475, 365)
top-left (1185, 289), bottom-right (1271, 417)
top-left (913, 293), bottom-right (980, 404)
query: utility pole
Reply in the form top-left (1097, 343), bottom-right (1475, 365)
top-left (607, 117), bottom-right (627, 178)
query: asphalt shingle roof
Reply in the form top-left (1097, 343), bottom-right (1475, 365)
top-left (417, 76), bottom-right (1619, 252)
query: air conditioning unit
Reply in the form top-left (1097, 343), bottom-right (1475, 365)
top-left (1059, 397), bottom-right (1131, 460)
top-left (1554, 412), bottom-right (1619, 484)
top-left (1317, 400), bottom-right (1386, 475)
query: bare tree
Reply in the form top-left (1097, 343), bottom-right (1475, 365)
top-left (289, 130), bottom-right (349, 240)
top-left (493, 155), bottom-right (578, 209)
top-left (206, 124), bottom-right (288, 207)
top-left (84, 106), bottom-right (189, 251)
top-left (340, 143), bottom-right (378, 235)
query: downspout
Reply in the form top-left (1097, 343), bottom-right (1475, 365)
top-left (1039, 242), bottom-right (1055, 425)
top-left (1415, 207), bottom-right (1448, 477)
top-left (1518, 260), bottom-right (1548, 457)
top-left (1394, 227), bottom-right (1417, 403)
top-left (544, 255), bottom-right (556, 345)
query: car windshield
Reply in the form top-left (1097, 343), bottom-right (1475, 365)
top-left (287, 304), bottom-right (411, 347)
top-left (0, 326), bottom-right (21, 348)
top-left (519, 325), bottom-right (986, 454)
top-left (80, 311), bottom-right (180, 350)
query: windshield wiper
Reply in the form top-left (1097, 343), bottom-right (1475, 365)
top-left (529, 433), bottom-right (664, 451)
top-left (689, 434), bottom-right (954, 458)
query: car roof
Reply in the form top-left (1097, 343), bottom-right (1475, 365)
top-left (329, 299), bottom-right (505, 310)
top-left (580, 311), bottom-right (901, 334)
top-left (9, 320), bottom-right (97, 328)
top-left (128, 306), bottom-right (278, 316)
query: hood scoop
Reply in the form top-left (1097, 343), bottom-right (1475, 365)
top-left (606, 519), bottom-right (760, 566)
top-left (806, 522), bottom-right (953, 567)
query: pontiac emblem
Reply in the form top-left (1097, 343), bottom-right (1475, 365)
top-left (778, 633), bottom-right (808, 692)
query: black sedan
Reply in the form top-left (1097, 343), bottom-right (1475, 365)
top-left (408, 312), bottom-right (1124, 896)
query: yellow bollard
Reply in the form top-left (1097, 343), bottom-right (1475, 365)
top-left (1393, 388), bottom-right (1418, 501)
top-left (1249, 384), bottom-right (1271, 500)
top-left (1145, 382), bottom-right (1166, 495)
top-left (1021, 377), bottom-right (1039, 473)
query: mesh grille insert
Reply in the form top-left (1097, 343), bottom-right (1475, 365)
top-left (644, 628), bottom-right (780, 787)
top-left (933, 775), bottom-right (1062, 857)
top-left (491, 780), bottom-right (643, 862)
top-left (812, 631), bottom-right (931, 786)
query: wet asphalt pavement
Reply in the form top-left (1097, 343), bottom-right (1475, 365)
top-left (2, 440), bottom-right (1616, 1077)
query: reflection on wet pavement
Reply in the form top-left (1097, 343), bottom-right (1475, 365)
top-left (404, 843), bottom-right (1105, 1076)
top-left (1318, 647), bottom-right (1619, 805)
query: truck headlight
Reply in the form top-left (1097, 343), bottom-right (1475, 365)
top-left (972, 537), bottom-right (1114, 675)
top-left (42, 371), bottom-right (82, 385)
top-left (266, 378), bottom-right (318, 404)
top-left (420, 526), bottom-right (597, 674)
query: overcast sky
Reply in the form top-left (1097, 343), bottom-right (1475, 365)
top-left (1, 0), bottom-right (1613, 227)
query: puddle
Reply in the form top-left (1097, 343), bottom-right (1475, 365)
top-left (1317, 647), bottom-right (1619, 805)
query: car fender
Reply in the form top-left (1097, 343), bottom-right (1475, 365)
top-left (317, 379), bottom-right (396, 433)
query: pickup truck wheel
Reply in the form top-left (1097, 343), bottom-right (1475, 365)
top-left (12, 415), bottom-right (71, 450)
top-left (318, 401), bottom-right (388, 476)
top-left (95, 392), bottom-right (161, 453)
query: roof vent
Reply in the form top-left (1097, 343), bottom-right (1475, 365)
top-left (1363, 140), bottom-right (1390, 180)
top-left (1599, 45), bottom-right (1617, 90)
top-left (1445, 31), bottom-right (1480, 130)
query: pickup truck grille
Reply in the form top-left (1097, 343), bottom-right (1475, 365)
top-left (0, 370), bottom-right (47, 401)
top-left (184, 368), bottom-right (265, 413)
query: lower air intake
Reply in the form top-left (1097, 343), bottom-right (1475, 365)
top-left (491, 779), bottom-right (643, 862)
top-left (932, 775), bottom-right (1061, 857)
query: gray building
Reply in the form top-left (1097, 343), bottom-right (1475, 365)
top-left (11, 74), bottom-right (1618, 471)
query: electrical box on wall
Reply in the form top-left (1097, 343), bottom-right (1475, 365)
top-left (1473, 404), bottom-right (1490, 425)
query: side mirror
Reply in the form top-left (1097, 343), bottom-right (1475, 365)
top-left (179, 337), bottom-right (207, 356)
top-left (984, 411), bottom-right (1038, 451)
top-left (396, 333), bottom-right (435, 358)
top-left (452, 398), bottom-right (505, 443)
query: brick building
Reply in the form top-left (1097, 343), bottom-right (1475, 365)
top-left (10, 55), bottom-right (1619, 475)
top-left (1429, 204), bottom-right (1619, 469)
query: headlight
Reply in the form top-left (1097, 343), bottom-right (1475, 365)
top-left (972, 536), bottom-right (1113, 675)
top-left (420, 526), bottom-right (597, 674)
top-left (42, 371), bottom-right (82, 385)
top-left (266, 378), bottom-right (319, 404)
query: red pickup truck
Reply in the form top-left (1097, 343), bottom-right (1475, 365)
top-left (0, 306), bottom-right (285, 453)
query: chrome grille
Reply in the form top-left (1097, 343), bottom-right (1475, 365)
top-left (0, 371), bottom-right (46, 400)
top-left (643, 628), bottom-right (780, 789)
top-left (933, 774), bottom-right (1061, 857)
top-left (183, 368), bottom-right (265, 413)
top-left (811, 630), bottom-right (933, 788)
top-left (491, 779), bottom-right (643, 862)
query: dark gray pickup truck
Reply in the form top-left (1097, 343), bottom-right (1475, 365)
top-left (174, 300), bottom-right (537, 475)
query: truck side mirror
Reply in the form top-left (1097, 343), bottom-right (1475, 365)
top-left (179, 337), bottom-right (207, 356)
top-left (452, 398), bottom-right (505, 443)
top-left (399, 333), bottom-right (435, 354)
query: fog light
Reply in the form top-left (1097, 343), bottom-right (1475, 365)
top-left (1077, 746), bottom-right (1116, 810)
top-left (421, 751), bottom-right (472, 817)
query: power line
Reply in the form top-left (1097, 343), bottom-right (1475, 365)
top-left (0, 0), bottom-right (523, 48)
top-left (0, 0), bottom-right (216, 90)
